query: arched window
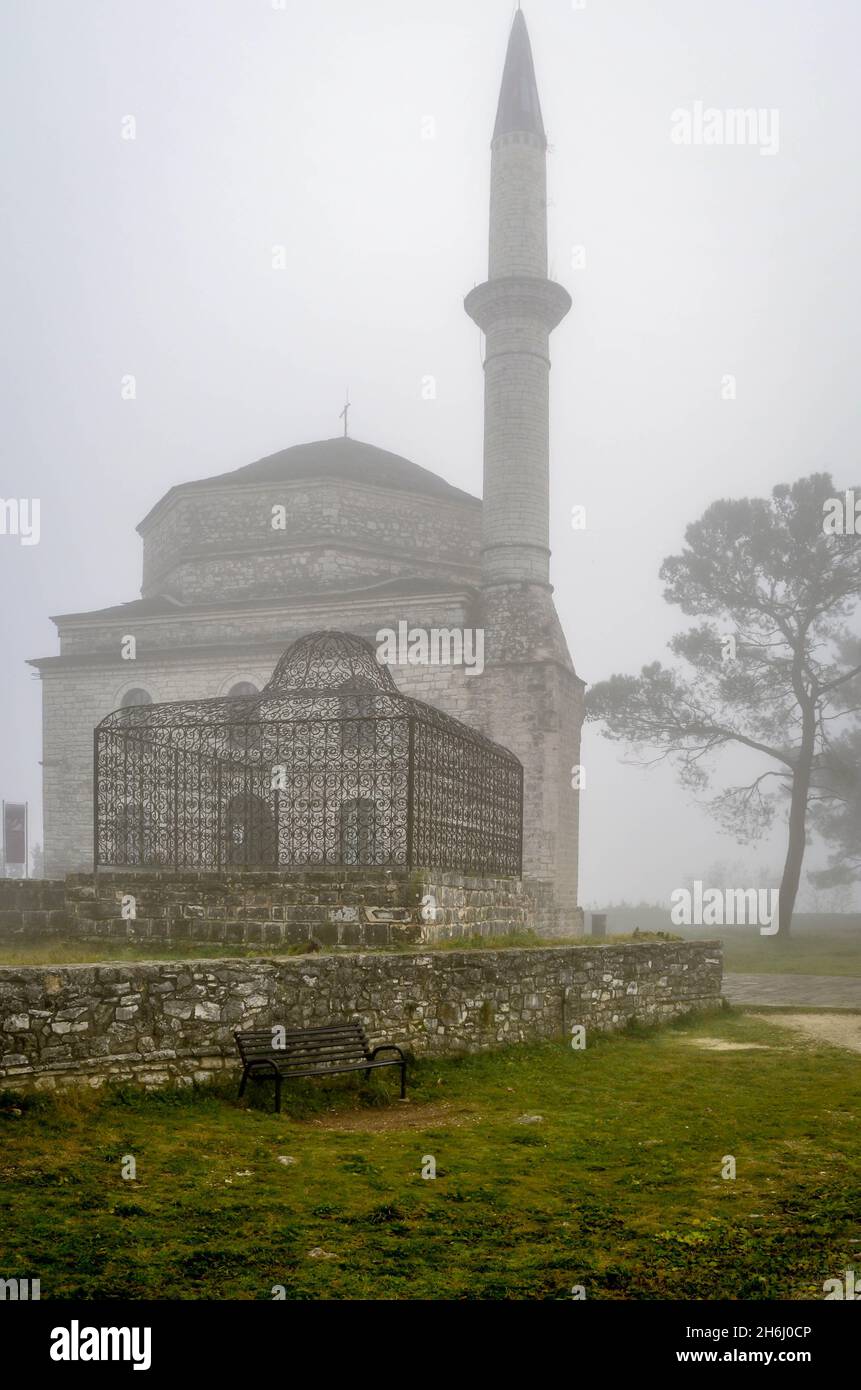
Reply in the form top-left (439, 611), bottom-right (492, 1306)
top-left (121, 688), bottom-right (152, 708)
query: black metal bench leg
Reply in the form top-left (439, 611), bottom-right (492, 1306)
top-left (400, 1064), bottom-right (406, 1100)
top-left (275, 1076), bottom-right (282, 1114)
top-left (238, 1068), bottom-right (248, 1100)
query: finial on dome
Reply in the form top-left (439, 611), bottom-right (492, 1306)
top-left (339, 389), bottom-right (351, 438)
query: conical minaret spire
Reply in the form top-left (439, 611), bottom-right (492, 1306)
top-left (465, 9), bottom-right (571, 586)
top-left (493, 9), bottom-right (546, 145)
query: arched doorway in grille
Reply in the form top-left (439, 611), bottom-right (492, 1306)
top-left (225, 792), bottom-right (278, 867)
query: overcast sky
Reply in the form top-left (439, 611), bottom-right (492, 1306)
top-left (1, 0), bottom-right (859, 906)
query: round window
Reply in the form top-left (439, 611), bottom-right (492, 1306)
top-left (120, 688), bottom-right (152, 708)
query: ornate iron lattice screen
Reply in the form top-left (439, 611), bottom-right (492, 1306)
top-left (94, 631), bottom-right (523, 875)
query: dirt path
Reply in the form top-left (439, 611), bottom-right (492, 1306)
top-left (307, 1101), bottom-right (483, 1133)
top-left (759, 1011), bottom-right (861, 1054)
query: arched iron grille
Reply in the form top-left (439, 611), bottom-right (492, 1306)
top-left (94, 631), bottom-right (523, 875)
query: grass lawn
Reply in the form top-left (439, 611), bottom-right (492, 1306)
top-left (697, 927), bottom-right (861, 977)
top-left (605, 910), bottom-right (861, 977)
top-left (0, 931), bottom-right (669, 968)
top-left (1, 1007), bottom-right (858, 1300)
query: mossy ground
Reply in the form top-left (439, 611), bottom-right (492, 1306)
top-left (1, 1007), bottom-right (858, 1300)
top-left (0, 930), bottom-right (671, 967)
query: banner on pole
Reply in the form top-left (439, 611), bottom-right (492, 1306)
top-left (3, 802), bottom-right (27, 866)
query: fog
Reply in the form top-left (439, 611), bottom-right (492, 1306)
top-left (1, 0), bottom-right (859, 907)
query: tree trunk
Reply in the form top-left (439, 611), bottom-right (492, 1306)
top-left (778, 701), bottom-right (816, 937)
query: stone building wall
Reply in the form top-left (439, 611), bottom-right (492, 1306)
top-left (53, 595), bottom-right (481, 659)
top-left (0, 940), bottom-right (723, 1091)
top-left (140, 480), bottom-right (481, 602)
top-left (154, 546), bottom-right (408, 607)
top-left (476, 586), bottom-right (585, 932)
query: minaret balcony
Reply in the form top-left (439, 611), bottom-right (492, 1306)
top-left (464, 276), bottom-right (572, 336)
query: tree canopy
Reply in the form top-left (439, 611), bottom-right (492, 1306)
top-left (586, 474), bottom-right (861, 935)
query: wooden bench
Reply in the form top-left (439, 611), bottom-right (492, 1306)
top-left (234, 1022), bottom-right (407, 1112)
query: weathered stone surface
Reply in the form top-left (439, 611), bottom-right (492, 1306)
top-left (0, 941), bottom-right (722, 1091)
top-left (0, 870), bottom-right (538, 946)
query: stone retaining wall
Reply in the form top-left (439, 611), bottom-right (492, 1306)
top-left (0, 871), bottom-right (534, 947)
top-left (0, 940), bottom-right (722, 1092)
top-left (0, 879), bottom-right (68, 931)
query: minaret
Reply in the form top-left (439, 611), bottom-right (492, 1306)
top-left (465, 11), bottom-right (584, 934)
top-left (465, 9), bottom-right (571, 589)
